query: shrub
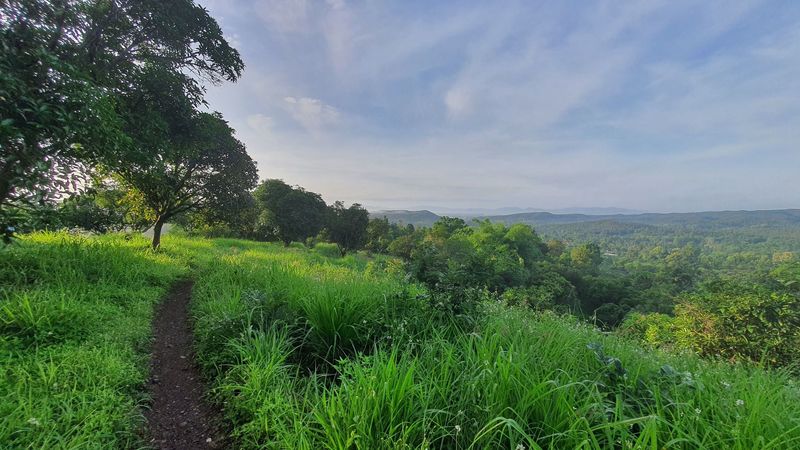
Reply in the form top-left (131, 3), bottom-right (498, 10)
top-left (313, 242), bottom-right (341, 258)
top-left (618, 312), bottom-right (676, 348)
top-left (674, 291), bottom-right (800, 367)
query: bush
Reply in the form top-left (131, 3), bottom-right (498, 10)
top-left (313, 242), bottom-right (341, 258)
top-left (674, 291), bottom-right (800, 367)
top-left (618, 312), bottom-right (676, 348)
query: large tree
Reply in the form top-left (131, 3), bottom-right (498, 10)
top-left (327, 202), bottom-right (369, 254)
top-left (118, 110), bottom-right (257, 248)
top-left (253, 179), bottom-right (328, 245)
top-left (0, 0), bottom-right (243, 225)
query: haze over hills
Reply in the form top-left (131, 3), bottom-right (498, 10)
top-left (368, 206), bottom-right (645, 218)
top-left (371, 208), bottom-right (800, 230)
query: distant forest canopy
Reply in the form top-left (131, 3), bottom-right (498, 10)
top-left (373, 208), bottom-right (800, 229)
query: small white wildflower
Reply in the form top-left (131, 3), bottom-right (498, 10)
top-left (27, 417), bottom-right (41, 427)
top-left (735, 399), bottom-right (744, 407)
top-left (695, 408), bottom-right (701, 415)
top-left (516, 444), bottom-right (526, 450)
top-left (721, 381), bottom-right (732, 389)
top-left (454, 425), bottom-right (462, 433)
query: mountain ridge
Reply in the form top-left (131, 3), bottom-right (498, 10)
top-left (371, 208), bottom-right (800, 229)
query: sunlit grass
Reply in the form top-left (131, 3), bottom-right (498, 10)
top-left (3, 233), bottom-right (799, 449)
top-left (189, 237), bottom-right (800, 449)
top-left (0, 232), bottom-right (188, 448)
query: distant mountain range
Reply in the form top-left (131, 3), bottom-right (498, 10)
top-left (370, 206), bottom-right (644, 217)
top-left (370, 208), bottom-right (800, 229)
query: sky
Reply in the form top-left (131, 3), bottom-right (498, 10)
top-left (198, 0), bottom-right (800, 213)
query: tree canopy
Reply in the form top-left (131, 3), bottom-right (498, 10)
top-left (0, 0), bottom-right (244, 234)
top-left (253, 179), bottom-right (328, 245)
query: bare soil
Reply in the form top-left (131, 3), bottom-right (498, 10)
top-left (144, 280), bottom-right (226, 450)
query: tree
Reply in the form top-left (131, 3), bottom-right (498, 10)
top-left (327, 202), bottom-right (369, 254)
top-left (118, 111), bottom-right (257, 248)
top-left (546, 239), bottom-right (566, 258)
top-left (178, 191), bottom-right (260, 239)
top-left (57, 177), bottom-right (150, 233)
top-left (253, 179), bottom-right (328, 245)
top-left (504, 223), bottom-right (546, 268)
top-left (0, 6), bottom-right (123, 219)
top-left (366, 217), bottom-right (393, 253)
top-left (430, 216), bottom-right (468, 241)
top-left (570, 242), bottom-right (603, 274)
top-left (663, 244), bottom-right (700, 291)
top-left (0, 0), bottom-right (243, 228)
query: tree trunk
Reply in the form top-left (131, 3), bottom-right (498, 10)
top-left (0, 163), bottom-right (13, 210)
top-left (151, 217), bottom-right (165, 250)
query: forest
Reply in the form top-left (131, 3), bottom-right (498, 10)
top-left (2, 1), bottom-right (799, 449)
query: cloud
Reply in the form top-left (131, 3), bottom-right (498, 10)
top-left (444, 87), bottom-right (472, 117)
top-left (254, 0), bottom-right (310, 33)
top-left (197, 0), bottom-right (800, 211)
top-left (246, 113), bottom-right (274, 132)
top-left (283, 96), bottom-right (340, 131)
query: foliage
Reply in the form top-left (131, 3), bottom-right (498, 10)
top-left (253, 179), bottom-right (328, 245)
top-left (6, 233), bottom-right (800, 448)
top-left (326, 202), bottom-right (369, 254)
top-left (117, 111), bottom-right (257, 248)
top-left (184, 238), bottom-right (800, 449)
top-left (56, 178), bottom-right (150, 233)
top-left (0, 0), bottom-right (244, 230)
top-left (619, 312), bottom-right (677, 348)
top-left (0, 2), bottom-right (124, 212)
top-left (673, 289), bottom-right (800, 368)
top-left (570, 242), bottom-right (603, 275)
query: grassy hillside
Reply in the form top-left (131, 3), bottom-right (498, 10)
top-left (2, 234), bottom-right (800, 449)
top-left (0, 233), bottom-right (188, 448)
top-left (189, 239), bottom-right (800, 449)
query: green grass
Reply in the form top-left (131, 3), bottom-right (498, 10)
top-left (186, 238), bottom-right (800, 449)
top-left (3, 233), bottom-right (800, 449)
top-left (0, 232), bottom-right (188, 448)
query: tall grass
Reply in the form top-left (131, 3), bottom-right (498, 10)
top-left (189, 238), bottom-right (800, 449)
top-left (0, 232), bottom-right (189, 448)
top-left (4, 234), bottom-right (799, 448)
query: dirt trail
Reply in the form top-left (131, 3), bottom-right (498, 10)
top-left (145, 280), bottom-right (225, 449)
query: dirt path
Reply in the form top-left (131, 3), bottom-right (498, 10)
top-left (145, 280), bottom-right (225, 449)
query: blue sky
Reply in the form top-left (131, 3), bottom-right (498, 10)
top-left (199, 0), bottom-right (800, 213)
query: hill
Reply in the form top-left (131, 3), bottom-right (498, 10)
top-left (370, 209), bottom-right (440, 227)
top-left (373, 208), bottom-right (800, 230)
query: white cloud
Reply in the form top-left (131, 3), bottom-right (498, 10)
top-left (246, 113), bottom-right (274, 132)
top-left (254, 0), bottom-right (309, 33)
top-left (444, 87), bottom-right (472, 117)
top-left (283, 96), bottom-right (340, 131)
top-left (197, 0), bottom-right (800, 211)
